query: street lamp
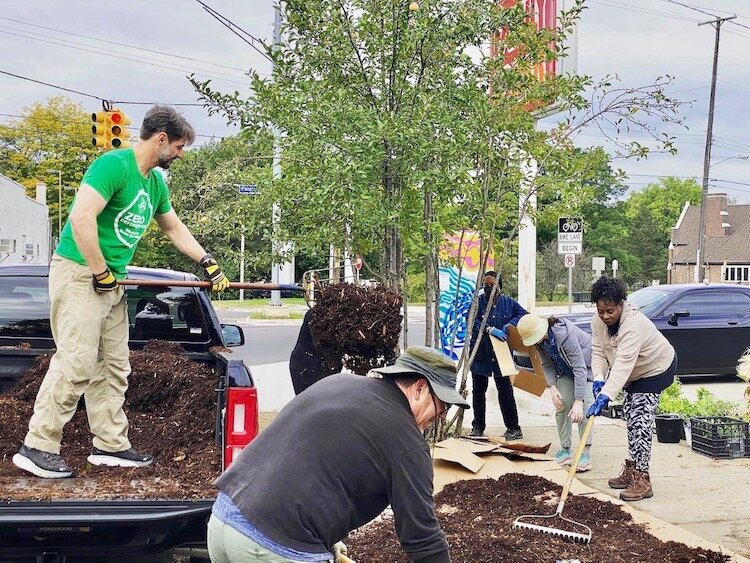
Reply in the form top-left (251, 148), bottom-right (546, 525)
top-left (710, 154), bottom-right (749, 169)
top-left (46, 169), bottom-right (62, 238)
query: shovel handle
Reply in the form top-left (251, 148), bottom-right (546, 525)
top-left (118, 279), bottom-right (303, 292)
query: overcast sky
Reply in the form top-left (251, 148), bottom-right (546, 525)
top-left (1, 0), bottom-right (749, 203)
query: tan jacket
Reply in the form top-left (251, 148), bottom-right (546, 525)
top-left (591, 301), bottom-right (675, 398)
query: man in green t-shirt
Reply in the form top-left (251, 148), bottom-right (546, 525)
top-left (13, 105), bottom-right (230, 479)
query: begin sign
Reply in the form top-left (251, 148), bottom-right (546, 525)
top-left (558, 216), bottom-right (583, 255)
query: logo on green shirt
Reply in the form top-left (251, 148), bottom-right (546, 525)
top-left (114, 189), bottom-right (154, 248)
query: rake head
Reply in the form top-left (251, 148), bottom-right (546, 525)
top-left (513, 513), bottom-right (592, 543)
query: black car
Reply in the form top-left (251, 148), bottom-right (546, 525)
top-left (562, 283), bottom-right (750, 377)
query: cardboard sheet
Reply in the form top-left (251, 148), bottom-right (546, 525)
top-left (488, 336), bottom-right (518, 376)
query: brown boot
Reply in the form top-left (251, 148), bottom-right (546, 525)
top-left (620, 470), bottom-right (653, 501)
top-left (608, 459), bottom-right (635, 489)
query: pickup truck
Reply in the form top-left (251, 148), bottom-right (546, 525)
top-left (0, 263), bottom-right (259, 563)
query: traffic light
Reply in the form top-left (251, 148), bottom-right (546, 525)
top-left (92, 111), bottom-right (110, 148)
top-left (91, 108), bottom-right (132, 150)
top-left (109, 109), bottom-right (131, 149)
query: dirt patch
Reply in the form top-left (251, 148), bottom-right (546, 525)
top-left (347, 474), bottom-right (730, 563)
top-left (0, 340), bottom-right (220, 501)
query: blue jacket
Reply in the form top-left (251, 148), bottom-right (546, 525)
top-left (468, 293), bottom-right (527, 377)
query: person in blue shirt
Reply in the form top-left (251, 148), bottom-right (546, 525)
top-left (467, 271), bottom-right (527, 440)
top-left (516, 314), bottom-right (594, 472)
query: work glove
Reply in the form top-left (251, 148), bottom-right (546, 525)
top-left (199, 254), bottom-right (230, 292)
top-left (92, 268), bottom-right (117, 293)
top-left (332, 541), bottom-right (356, 563)
top-left (592, 380), bottom-right (605, 399)
top-left (587, 393), bottom-right (610, 417)
top-left (487, 326), bottom-right (508, 341)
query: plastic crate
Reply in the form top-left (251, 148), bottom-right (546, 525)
top-left (690, 417), bottom-right (750, 459)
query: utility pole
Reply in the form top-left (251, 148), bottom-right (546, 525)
top-left (270, 5), bottom-right (284, 306)
top-left (695, 14), bottom-right (735, 283)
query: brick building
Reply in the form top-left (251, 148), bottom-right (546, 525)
top-left (668, 192), bottom-right (750, 284)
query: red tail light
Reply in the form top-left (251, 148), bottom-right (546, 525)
top-left (223, 387), bottom-right (259, 469)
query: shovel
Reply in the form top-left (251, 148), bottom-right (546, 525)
top-left (512, 415), bottom-right (595, 543)
top-left (118, 279), bottom-right (303, 292)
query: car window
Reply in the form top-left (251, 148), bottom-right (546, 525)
top-left (662, 291), bottom-right (736, 317)
top-left (126, 286), bottom-right (210, 343)
top-left (731, 292), bottom-right (750, 315)
top-left (0, 276), bottom-right (52, 338)
top-left (627, 287), bottom-right (672, 316)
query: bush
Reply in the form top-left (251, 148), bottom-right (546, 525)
top-left (658, 380), bottom-right (736, 419)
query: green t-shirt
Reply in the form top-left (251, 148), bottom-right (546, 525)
top-left (56, 148), bottom-right (172, 278)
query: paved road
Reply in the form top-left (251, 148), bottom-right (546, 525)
top-left (217, 307), bottom-right (747, 411)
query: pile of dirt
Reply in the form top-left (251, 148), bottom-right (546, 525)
top-left (0, 340), bottom-right (220, 501)
top-left (309, 283), bottom-right (402, 375)
top-left (347, 474), bottom-right (731, 563)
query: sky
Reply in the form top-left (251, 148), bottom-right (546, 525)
top-left (1, 0), bottom-right (750, 203)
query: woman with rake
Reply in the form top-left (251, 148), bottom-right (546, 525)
top-left (587, 276), bottom-right (677, 501)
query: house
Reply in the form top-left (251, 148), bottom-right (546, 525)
top-left (0, 174), bottom-right (51, 264)
top-left (668, 192), bottom-right (750, 284)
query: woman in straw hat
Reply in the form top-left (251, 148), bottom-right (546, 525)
top-left (516, 313), bottom-right (594, 472)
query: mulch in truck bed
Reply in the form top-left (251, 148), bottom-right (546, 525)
top-left (347, 474), bottom-right (731, 563)
top-left (0, 340), bottom-right (221, 500)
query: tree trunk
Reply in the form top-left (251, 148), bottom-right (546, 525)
top-left (423, 187), bottom-right (435, 346)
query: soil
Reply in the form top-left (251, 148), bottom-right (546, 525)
top-left (309, 282), bottom-right (403, 375)
top-left (347, 474), bottom-right (731, 563)
top-left (0, 340), bottom-right (221, 501)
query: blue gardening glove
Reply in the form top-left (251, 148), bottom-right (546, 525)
top-left (587, 393), bottom-right (610, 417)
top-left (488, 326), bottom-right (508, 341)
top-left (592, 380), bottom-right (605, 399)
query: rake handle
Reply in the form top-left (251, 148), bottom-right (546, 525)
top-left (557, 415), bottom-right (596, 514)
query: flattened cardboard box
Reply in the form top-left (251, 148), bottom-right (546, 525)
top-left (489, 325), bottom-right (548, 396)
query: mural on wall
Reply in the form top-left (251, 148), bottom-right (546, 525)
top-left (438, 231), bottom-right (494, 360)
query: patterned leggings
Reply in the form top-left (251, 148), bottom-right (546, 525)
top-left (623, 390), bottom-right (661, 473)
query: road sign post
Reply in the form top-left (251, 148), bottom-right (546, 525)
top-left (559, 218), bottom-right (583, 313)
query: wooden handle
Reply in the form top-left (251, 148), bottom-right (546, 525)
top-left (118, 279), bottom-right (303, 291)
top-left (558, 415), bottom-right (595, 507)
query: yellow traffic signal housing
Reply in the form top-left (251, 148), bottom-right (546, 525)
top-left (92, 111), bottom-right (110, 148)
top-left (109, 109), bottom-right (131, 149)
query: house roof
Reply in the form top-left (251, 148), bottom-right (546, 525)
top-left (671, 202), bottom-right (750, 264)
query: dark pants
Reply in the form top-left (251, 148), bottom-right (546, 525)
top-left (471, 371), bottom-right (520, 432)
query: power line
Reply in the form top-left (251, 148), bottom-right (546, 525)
top-left (664, 0), bottom-right (723, 19)
top-left (0, 16), bottom-right (250, 74)
top-left (195, 0), bottom-right (272, 63)
top-left (589, 0), bottom-right (701, 22)
top-left (0, 26), bottom-right (251, 86)
top-left (0, 68), bottom-right (205, 106)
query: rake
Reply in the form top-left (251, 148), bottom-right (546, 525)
top-left (513, 415), bottom-right (595, 543)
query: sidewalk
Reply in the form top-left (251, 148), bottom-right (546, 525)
top-left (482, 387), bottom-right (750, 559)
top-left (251, 360), bottom-right (750, 559)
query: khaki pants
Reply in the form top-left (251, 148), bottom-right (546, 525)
top-left (207, 515), bottom-right (332, 563)
top-left (25, 255), bottom-right (131, 454)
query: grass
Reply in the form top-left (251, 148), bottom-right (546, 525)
top-left (211, 297), bottom-right (307, 309)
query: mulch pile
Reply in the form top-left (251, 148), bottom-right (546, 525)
top-left (310, 283), bottom-right (402, 375)
top-left (347, 474), bottom-right (731, 563)
top-left (0, 340), bottom-right (220, 501)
